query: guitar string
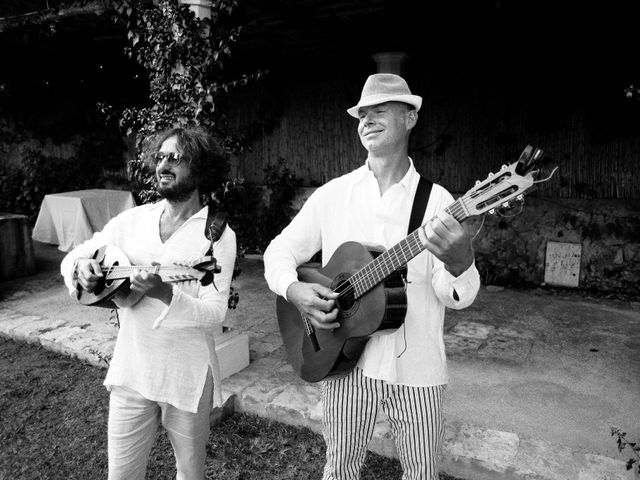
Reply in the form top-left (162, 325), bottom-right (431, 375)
top-left (338, 214), bottom-right (452, 298)
top-left (342, 233), bottom-right (421, 297)
top-left (337, 170), bottom-right (532, 299)
top-left (334, 198), bottom-right (468, 301)
top-left (331, 165), bottom-right (539, 301)
top-left (102, 267), bottom-right (190, 275)
top-left (102, 265), bottom-right (197, 279)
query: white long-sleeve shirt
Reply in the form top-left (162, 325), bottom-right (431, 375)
top-left (264, 159), bottom-right (480, 386)
top-left (61, 200), bottom-right (236, 411)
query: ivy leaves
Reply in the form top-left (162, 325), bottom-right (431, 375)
top-left (112, 0), bottom-right (256, 136)
top-left (106, 0), bottom-right (265, 203)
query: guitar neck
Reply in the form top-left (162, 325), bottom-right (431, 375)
top-left (348, 198), bottom-right (469, 299)
top-left (103, 265), bottom-right (196, 283)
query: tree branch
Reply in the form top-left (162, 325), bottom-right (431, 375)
top-left (0, 1), bottom-right (112, 33)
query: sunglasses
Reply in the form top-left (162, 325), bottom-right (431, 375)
top-left (151, 151), bottom-right (188, 166)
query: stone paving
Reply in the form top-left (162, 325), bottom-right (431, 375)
top-left (1, 243), bottom-right (639, 480)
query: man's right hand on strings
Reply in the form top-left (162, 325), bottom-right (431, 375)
top-left (286, 281), bottom-right (340, 330)
top-left (74, 258), bottom-right (103, 292)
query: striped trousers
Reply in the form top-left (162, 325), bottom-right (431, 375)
top-left (321, 367), bottom-right (444, 480)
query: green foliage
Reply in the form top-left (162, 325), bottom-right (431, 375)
top-left (0, 165), bottom-right (22, 214)
top-left (262, 159), bottom-right (303, 245)
top-left (106, 0), bottom-right (266, 205)
top-left (213, 160), bottom-right (302, 255)
top-left (113, 0), bottom-right (244, 134)
top-left (612, 427), bottom-right (640, 474)
top-left (0, 134), bottom-right (129, 223)
top-left (214, 178), bottom-right (263, 254)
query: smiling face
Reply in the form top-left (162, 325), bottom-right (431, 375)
top-left (357, 101), bottom-right (417, 156)
top-left (155, 135), bottom-right (198, 201)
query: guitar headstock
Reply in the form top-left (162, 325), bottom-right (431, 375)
top-left (190, 255), bottom-right (221, 273)
top-left (460, 145), bottom-right (554, 219)
top-left (158, 265), bottom-right (206, 284)
top-left (189, 255), bottom-right (221, 287)
top-left (155, 256), bottom-right (221, 286)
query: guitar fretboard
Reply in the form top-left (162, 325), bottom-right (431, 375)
top-left (346, 198), bottom-right (469, 299)
top-left (103, 265), bottom-right (198, 282)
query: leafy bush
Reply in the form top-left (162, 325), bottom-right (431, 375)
top-left (0, 133), bottom-right (129, 223)
top-left (0, 150), bottom-right (96, 223)
top-left (214, 160), bottom-right (302, 255)
top-left (262, 160), bottom-right (302, 246)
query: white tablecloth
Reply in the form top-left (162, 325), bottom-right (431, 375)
top-left (32, 189), bottom-right (136, 252)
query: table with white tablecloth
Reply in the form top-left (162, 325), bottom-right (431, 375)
top-left (32, 189), bottom-right (137, 252)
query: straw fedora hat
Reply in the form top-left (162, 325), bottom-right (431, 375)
top-left (347, 73), bottom-right (422, 118)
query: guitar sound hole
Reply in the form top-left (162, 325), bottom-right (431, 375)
top-left (334, 278), bottom-right (357, 314)
top-left (104, 261), bottom-right (119, 288)
top-left (93, 279), bottom-right (105, 295)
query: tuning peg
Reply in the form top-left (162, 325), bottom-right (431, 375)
top-left (501, 164), bottom-right (508, 170)
top-left (518, 145), bottom-right (533, 163)
top-left (489, 208), bottom-right (496, 215)
top-left (501, 201), bottom-right (510, 209)
top-left (487, 172), bottom-right (494, 178)
top-left (475, 180), bottom-right (481, 186)
top-left (532, 148), bottom-right (544, 161)
top-left (516, 194), bottom-right (524, 201)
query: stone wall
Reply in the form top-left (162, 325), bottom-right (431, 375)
top-left (468, 198), bottom-right (640, 294)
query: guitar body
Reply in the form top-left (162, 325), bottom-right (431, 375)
top-left (277, 241), bottom-right (407, 383)
top-left (76, 246), bottom-right (139, 309)
top-left (76, 246), bottom-right (215, 309)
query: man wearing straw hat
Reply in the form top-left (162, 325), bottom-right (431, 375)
top-left (264, 73), bottom-right (480, 479)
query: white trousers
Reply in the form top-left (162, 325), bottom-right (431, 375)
top-left (107, 373), bottom-right (213, 480)
top-left (321, 367), bottom-right (444, 480)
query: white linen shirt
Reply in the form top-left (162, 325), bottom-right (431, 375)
top-left (264, 159), bottom-right (480, 386)
top-left (60, 200), bottom-right (236, 412)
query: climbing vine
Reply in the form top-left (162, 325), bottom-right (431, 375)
top-left (102, 0), bottom-right (265, 204)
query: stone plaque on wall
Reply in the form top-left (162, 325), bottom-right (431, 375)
top-left (544, 241), bottom-right (581, 287)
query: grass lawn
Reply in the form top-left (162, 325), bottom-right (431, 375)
top-left (0, 337), bottom-right (468, 479)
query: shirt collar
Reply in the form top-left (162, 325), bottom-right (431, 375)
top-left (399, 157), bottom-right (418, 191)
top-left (195, 205), bottom-right (208, 218)
top-left (353, 162), bottom-right (373, 183)
top-left (355, 157), bottom-right (418, 191)
top-left (154, 199), bottom-right (208, 219)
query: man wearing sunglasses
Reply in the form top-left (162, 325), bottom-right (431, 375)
top-left (61, 127), bottom-right (236, 480)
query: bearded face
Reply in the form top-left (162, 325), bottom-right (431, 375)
top-left (154, 136), bottom-right (199, 201)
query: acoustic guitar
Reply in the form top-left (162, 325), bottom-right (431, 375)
top-left (76, 245), bottom-right (219, 309)
top-left (277, 145), bottom-right (556, 382)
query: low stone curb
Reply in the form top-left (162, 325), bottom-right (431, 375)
top-left (222, 356), bottom-right (634, 480)
top-left (1, 307), bottom-right (634, 480)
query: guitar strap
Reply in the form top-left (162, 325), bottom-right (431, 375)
top-left (408, 175), bottom-right (433, 234)
top-left (393, 175), bottom-right (434, 357)
top-left (201, 204), bottom-right (227, 286)
top-left (204, 205), bottom-right (227, 248)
